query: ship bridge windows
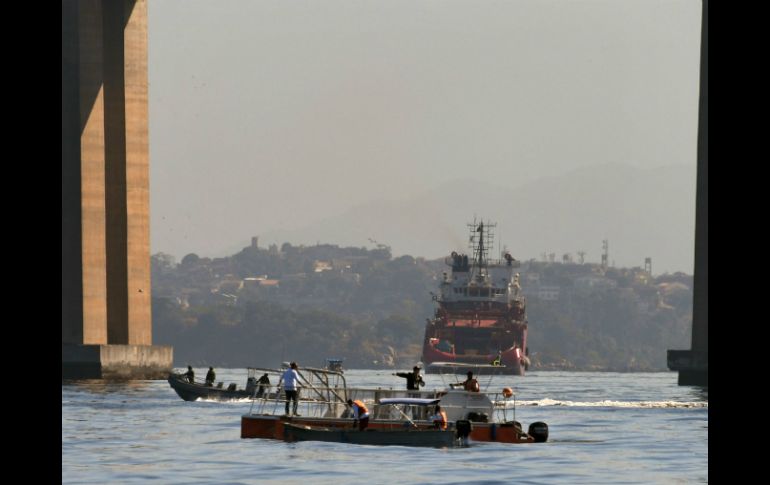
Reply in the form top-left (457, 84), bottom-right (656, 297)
top-left (468, 287), bottom-right (493, 297)
top-left (460, 287), bottom-right (505, 298)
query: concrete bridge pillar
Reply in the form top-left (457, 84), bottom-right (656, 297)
top-left (667, 0), bottom-right (707, 387)
top-left (62, 0), bottom-right (172, 379)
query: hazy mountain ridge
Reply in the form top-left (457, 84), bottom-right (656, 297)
top-left (255, 163), bottom-right (696, 274)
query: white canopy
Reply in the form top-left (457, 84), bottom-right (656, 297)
top-left (378, 398), bottom-right (440, 406)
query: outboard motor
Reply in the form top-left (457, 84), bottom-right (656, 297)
top-left (528, 421), bottom-right (549, 443)
top-left (455, 419), bottom-right (473, 446)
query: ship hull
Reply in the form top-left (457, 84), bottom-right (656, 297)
top-left (422, 312), bottom-right (528, 375)
top-left (422, 350), bottom-right (524, 375)
top-left (422, 342), bottom-right (527, 375)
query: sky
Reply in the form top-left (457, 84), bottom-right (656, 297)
top-left (148, 0), bottom-right (703, 274)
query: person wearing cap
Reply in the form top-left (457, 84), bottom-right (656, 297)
top-left (462, 371), bottom-right (480, 392)
top-left (394, 365), bottom-right (426, 391)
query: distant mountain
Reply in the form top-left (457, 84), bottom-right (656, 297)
top-left (256, 163), bottom-right (696, 274)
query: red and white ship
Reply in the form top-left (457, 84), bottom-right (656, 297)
top-left (422, 220), bottom-right (530, 375)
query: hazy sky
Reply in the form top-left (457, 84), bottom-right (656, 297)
top-left (148, 0), bottom-right (702, 272)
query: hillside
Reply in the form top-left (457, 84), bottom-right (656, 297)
top-left (151, 242), bottom-right (692, 371)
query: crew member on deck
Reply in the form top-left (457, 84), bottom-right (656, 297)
top-left (185, 365), bottom-right (195, 383)
top-left (394, 366), bottom-right (426, 391)
top-left (256, 373), bottom-right (270, 398)
top-left (277, 362), bottom-right (301, 416)
top-left (347, 399), bottom-right (370, 431)
top-left (430, 404), bottom-right (448, 430)
top-left (462, 371), bottom-right (480, 392)
top-left (205, 367), bottom-right (216, 386)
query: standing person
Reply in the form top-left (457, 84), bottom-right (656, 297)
top-left (346, 399), bottom-right (370, 431)
top-left (276, 362), bottom-right (301, 416)
top-left (430, 405), bottom-right (448, 430)
top-left (256, 373), bottom-right (271, 398)
top-left (394, 365), bottom-right (426, 391)
top-left (205, 367), bottom-right (216, 386)
top-left (462, 371), bottom-right (480, 392)
top-left (185, 365), bottom-right (195, 383)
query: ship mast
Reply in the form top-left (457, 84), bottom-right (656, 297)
top-left (468, 219), bottom-right (496, 282)
top-left (476, 221), bottom-right (485, 268)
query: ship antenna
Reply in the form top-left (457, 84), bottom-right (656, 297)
top-left (477, 221), bottom-right (484, 268)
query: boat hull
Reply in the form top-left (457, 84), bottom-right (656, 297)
top-left (241, 414), bottom-right (534, 443)
top-left (283, 423), bottom-right (458, 447)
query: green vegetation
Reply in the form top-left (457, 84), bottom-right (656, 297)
top-left (152, 243), bottom-right (692, 371)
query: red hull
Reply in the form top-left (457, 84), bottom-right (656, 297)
top-left (241, 414), bottom-right (534, 444)
top-left (422, 343), bottom-right (525, 375)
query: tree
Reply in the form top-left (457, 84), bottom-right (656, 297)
top-left (181, 253), bottom-right (200, 266)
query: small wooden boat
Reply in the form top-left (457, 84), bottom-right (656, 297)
top-left (283, 423), bottom-right (458, 448)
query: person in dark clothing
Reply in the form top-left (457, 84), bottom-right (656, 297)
top-left (462, 371), bottom-right (480, 392)
top-left (205, 367), bottom-right (216, 386)
top-left (185, 365), bottom-right (195, 383)
top-left (256, 373), bottom-right (270, 398)
top-left (394, 366), bottom-right (425, 390)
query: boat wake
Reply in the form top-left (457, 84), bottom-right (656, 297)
top-left (496, 398), bottom-right (707, 408)
top-left (197, 397), bottom-right (252, 403)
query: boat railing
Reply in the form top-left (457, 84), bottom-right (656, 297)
top-left (247, 385), bottom-right (347, 418)
top-left (245, 364), bottom-right (347, 417)
top-left (246, 386), bottom-right (444, 419)
top-left (245, 384), bottom-right (521, 429)
top-left (428, 362), bottom-right (506, 391)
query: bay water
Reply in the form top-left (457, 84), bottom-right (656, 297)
top-left (62, 370), bottom-right (707, 484)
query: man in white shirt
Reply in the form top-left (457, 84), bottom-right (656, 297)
top-left (277, 362), bottom-right (301, 416)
